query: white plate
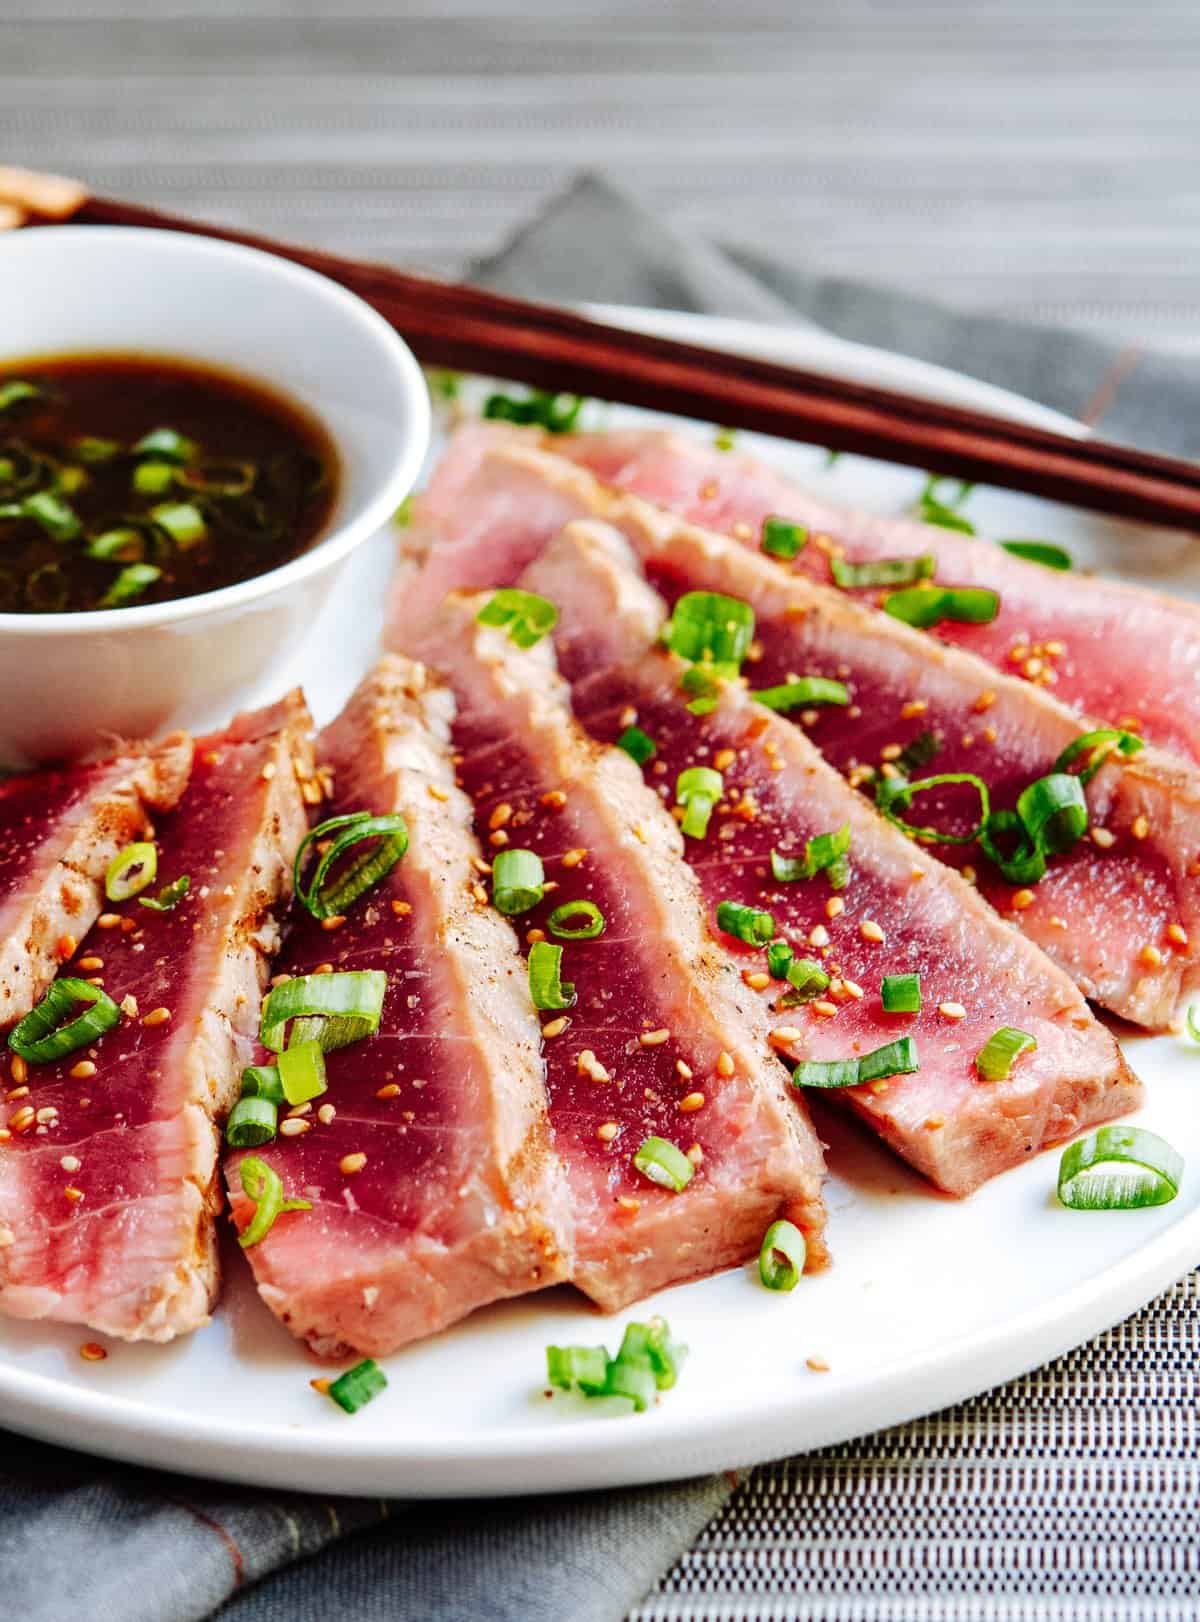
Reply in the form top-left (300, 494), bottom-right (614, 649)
top-left (2, 311), bottom-right (1198, 1498)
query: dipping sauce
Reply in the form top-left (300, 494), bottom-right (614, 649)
top-left (0, 355), bottom-right (337, 613)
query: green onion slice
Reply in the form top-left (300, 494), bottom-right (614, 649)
top-left (680, 660), bottom-right (738, 716)
top-left (1057, 1126), bottom-right (1183, 1211)
top-left (0, 380), bottom-right (43, 413)
top-left (105, 841), bottom-right (157, 901)
top-left (8, 978), bottom-right (122, 1063)
top-left (148, 500), bottom-right (206, 549)
top-left (529, 940), bottom-right (575, 1010)
top-left (896, 730), bottom-right (941, 777)
top-left (663, 591), bottom-right (755, 665)
top-left (132, 461), bottom-right (174, 496)
top-left (294, 812), bottom-right (409, 920)
top-left (226, 1095), bottom-right (278, 1148)
top-left (1000, 539), bottom-right (1072, 570)
top-left (881, 972), bottom-right (922, 1013)
top-left (482, 389), bottom-right (583, 433)
top-left (1017, 773), bottom-right (1087, 856)
top-left (793, 1036), bottom-right (920, 1090)
top-left (547, 899), bottom-right (605, 940)
top-left (770, 823), bottom-right (851, 886)
top-left (762, 517), bottom-right (807, 560)
top-left (676, 765), bottom-right (723, 840)
top-left (133, 427), bottom-right (197, 465)
top-left (237, 1156), bottom-right (311, 1248)
top-left (492, 847), bottom-right (545, 916)
top-left (877, 772), bottom-right (990, 845)
top-left (753, 676), bottom-right (849, 712)
top-left (615, 1318), bottom-right (686, 1390)
top-left (758, 1219), bottom-right (807, 1291)
top-left (831, 554), bottom-right (935, 589)
top-left (767, 941), bottom-right (795, 980)
top-left (777, 958), bottom-right (830, 1007)
top-left (603, 1358), bottom-right (659, 1413)
top-left (260, 970), bottom-right (387, 1053)
top-left (98, 563), bottom-right (162, 609)
top-left (716, 900), bottom-right (776, 945)
top-left (278, 1039), bottom-right (328, 1105)
top-left (616, 725), bottom-right (656, 764)
top-left (546, 1344), bottom-right (610, 1395)
top-left (477, 587), bottom-right (558, 649)
top-left (240, 1064), bottom-right (285, 1103)
top-left (75, 436), bottom-right (120, 464)
top-left (1052, 728), bottom-right (1144, 786)
top-left (633, 1136), bottom-right (695, 1192)
top-left (177, 460), bottom-right (256, 498)
top-left (138, 873), bottom-right (190, 912)
top-left (978, 807), bottom-right (1044, 886)
top-left (21, 490), bottom-right (81, 541)
top-left (326, 1358), bottom-right (389, 1414)
top-left (884, 586), bottom-right (1000, 628)
top-left (1188, 1007), bottom-right (1200, 1045)
top-left (975, 1026), bottom-right (1038, 1082)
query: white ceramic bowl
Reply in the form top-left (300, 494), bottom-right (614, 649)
top-left (0, 226), bottom-right (429, 767)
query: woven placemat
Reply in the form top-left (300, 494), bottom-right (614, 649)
top-left (631, 1272), bottom-right (1200, 1620)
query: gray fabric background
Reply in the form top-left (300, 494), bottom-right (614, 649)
top-left (4, 4), bottom-right (1200, 1618)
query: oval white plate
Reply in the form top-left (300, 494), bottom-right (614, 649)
top-left (2, 311), bottom-right (1197, 1498)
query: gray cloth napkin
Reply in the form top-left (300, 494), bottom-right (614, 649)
top-left (4, 172), bottom-right (1190, 1622)
top-left (473, 172), bottom-right (1198, 457)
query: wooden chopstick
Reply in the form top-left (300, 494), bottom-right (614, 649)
top-left (18, 192), bottom-right (1200, 533)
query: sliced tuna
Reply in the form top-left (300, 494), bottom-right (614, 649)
top-left (553, 426), bottom-right (1200, 767)
top-left (519, 520), bottom-right (1142, 1195)
top-left (227, 658), bottom-right (573, 1359)
top-left (0, 694), bottom-right (313, 1341)
top-left (409, 599), bottom-right (828, 1305)
top-left (0, 736), bottom-right (191, 1028)
top-left (397, 435), bottom-right (1200, 1030)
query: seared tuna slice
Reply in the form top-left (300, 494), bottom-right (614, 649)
top-left (554, 427), bottom-right (1200, 767)
top-left (0, 736), bottom-right (191, 1028)
top-left (411, 599), bottom-right (828, 1305)
top-left (398, 436), bottom-right (1200, 1030)
top-left (0, 694), bottom-right (312, 1341)
top-left (519, 521), bottom-right (1141, 1195)
top-left (228, 658), bottom-right (572, 1359)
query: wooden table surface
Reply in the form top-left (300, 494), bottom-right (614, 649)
top-left (4, 0), bottom-right (1200, 349)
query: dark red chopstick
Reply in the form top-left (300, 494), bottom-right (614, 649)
top-left (24, 194), bottom-right (1200, 534)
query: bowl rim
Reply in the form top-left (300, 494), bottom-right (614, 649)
top-left (0, 225), bottom-right (430, 637)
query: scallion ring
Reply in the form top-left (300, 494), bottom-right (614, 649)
top-left (877, 772), bottom-right (991, 845)
top-left (716, 900), bottom-right (776, 946)
top-left (278, 1039), bottom-right (328, 1105)
top-left (293, 812), bottom-right (409, 920)
top-left (663, 591), bottom-right (755, 665)
top-left (770, 823), bottom-right (851, 885)
top-left (792, 1036), bottom-right (919, 1090)
top-left (237, 1156), bottom-right (311, 1248)
top-left (105, 840), bottom-right (157, 902)
top-left (777, 958), bottom-right (830, 1007)
top-left (8, 978), bottom-right (121, 1064)
top-left (616, 726), bottom-right (656, 764)
top-left (226, 1096), bottom-right (279, 1148)
top-left (633, 1136), bottom-right (695, 1193)
top-left (1057, 1126), bottom-right (1182, 1210)
top-left (260, 970), bottom-right (387, 1053)
top-left (326, 1358), bottom-right (389, 1414)
top-left (761, 517), bottom-right (807, 560)
top-left (240, 1064), bottom-right (284, 1103)
top-left (676, 766), bottom-right (723, 840)
top-left (492, 847), bottom-right (545, 916)
top-left (758, 1219), bottom-right (807, 1291)
top-left (975, 1026), bottom-right (1037, 1083)
top-left (546, 900), bottom-right (605, 940)
top-left (1053, 728), bottom-right (1144, 786)
top-left (528, 941), bottom-right (575, 1010)
top-left (138, 873), bottom-right (190, 912)
top-left (881, 973), bottom-right (922, 1014)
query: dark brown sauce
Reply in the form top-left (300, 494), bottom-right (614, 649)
top-left (0, 354), bottom-right (337, 613)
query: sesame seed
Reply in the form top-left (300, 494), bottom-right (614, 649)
top-left (8, 1107), bottom-right (35, 1133)
top-left (825, 896), bottom-right (845, 919)
top-left (859, 920), bottom-right (885, 944)
top-left (1138, 943), bottom-right (1163, 969)
top-left (616, 1194), bottom-right (641, 1213)
top-left (841, 978), bottom-right (866, 1001)
top-left (596, 1121), bottom-right (619, 1143)
top-left (769, 1026), bottom-right (803, 1047)
top-left (961, 865), bottom-right (977, 885)
top-left (489, 829), bottom-right (510, 848)
top-left (69, 1060), bottom-right (96, 1080)
top-left (1168, 924), bottom-right (1189, 947)
top-left (427, 783), bottom-right (449, 802)
top-left (806, 1356), bottom-right (830, 1373)
top-left (901, 700), bottom-right (928, 720)
top-left (879, 743), bottom-right (903, 762)
top-left (809, 924), bottom-right (831, 949)
top-left (811, 1000), bottom-right (838, 1019)
top-left (470, 882), bottom-right (489, 904)
top-left (576, 1050), bottom-right (610, 1083)
top-left (678, 1092), bottom-right (706, 1113)
top-left (924, 1116), bottom-right (946, 1131)
top-left (618, 707), bottom-right (638, 729)
top-left (869, 1079), bottom-right (889, 1094)
top-left (639, 1028), bottom-right (670, 1047)
top-left (744, 971), bottom-right (771, 991)
top-left (0, 1226), bottom-right (12, 1247)
top-left (542, 1016), bottom-right (570, 1039)
top-left (540, 789), bottom-right (568, 811)
top-left (713, 748), bottom-right (737, 771)
top-left (96, 913), bottom-right (121, 930)
top-left (56, 934), bottom-right (76, 961)
top-left (142, 1006), bottom-right (171, 1027)
top-left (279, 1118), bottom-right (310, 1137)
top-left (313, 962), bottom-right (334, 975)
top-left (1132, 815), bottom-right (1150, 841)
top-left (1011, 889), bottom-right (1035, 912)
top-left (1088, 827), bottom-right (1115, 851)
top-left (79, 1342), bottom-right (107, 1362)
top-left (60, 1155), bottom-right (81, 1173)
top-left (716, 1051), bottom-right (735, 1077)
top-left (6, 1086), bottom-right (28, 1100)
top-left (77, 956), bottom-right (103, 972)
top-left (686, 1144), bottom-right (704, 1166)
top-left (9, 1055), bottom-right (26, 1085)
top-left (391, 899), bottom-right (413, 916)
top-left (973, 690), bottom-right (997, 713)
top-left (632, 824), bottom-right (648, 843)
top-left (63, 1186), bottom-right (84, 1203)
top-left (489, 802), bottom-right (513, 830)
top-left (938, 1002), bottom-right (968, 1021)
top-left (321, 914), bottom-right (347, 931)
top-left (269, 973), bottom-right (291, 988)
top-left (561, 848), bottom-right (587, 868)
top-left (317, 1104), bottom-right (336, 1125)
top-left (676, 1059), bottom-right (693, 1080)
top-left (35, 1106), bottom-right (58, 1124)
top-left (340, 1152), bottom-right (368, 1175)
top-left (526, 928), bottom-right (545, 945)
top-left (376, 1083), bottom-right (401, 1099)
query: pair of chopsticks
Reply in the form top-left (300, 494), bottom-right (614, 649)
top-left (8, 169), bottom-right (1200, 533)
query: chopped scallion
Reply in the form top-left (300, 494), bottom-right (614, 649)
top-left (277, 1039), bottom-right (328, 1106)
top-left (881, 973), bottom-right (922, 1014)
top-left (770, 823), bottom-right (851, 886)
top-left (528, 940), bottom-right (575, 1011)
top-left (762, 517), bottom-right (807, 560)
top-left (777, 958), bottom-right (830, 1006)
top-left (883, 586), bottom-right (999, 628)
top-left (752, 676), bottom-right (849, 712)
top-left (477, 587), bottom-right (558, 649)
top-left (98, 563), bottom-right (162, 609)
top-left (326, 1358), bottom-right (389, 1414)
top-left (663, 591), bottom-right (755, 666)
top-left (1057, 1126), bottom-right (1182, 1210)
top-left (482, 389), bottom-right (583, 433)
top-left (105, 840), bottom-right (157, 902)
top-left (633, 1136), bottom-right (695, 1193)
top-left (716, 900), bottom-right (775, 945)
top-left (616, 725), bottom-right (656, 764)
top-left (758, 1219), bottom-right (806, 1291)
top-left (792, 1036), bottom-right (919, 1090)
top-left (133, 427), bottom-right (197, 465)
top-left (492, 847), bottom-right (546, 916)
top-left (138, 873), bottom-right (190, 912)
top-left (830, 554), bottom-right (935, 589)
top-left (766, 941), bottom-right (795, 980)
top-left (546, 899), bottom-right (605, 940)
top-left (260, 970), bottom-right (387, 1053)
top-left (1052, 728), bottom-right (1144, 786)
top-left (999, 539), bottom-right (1072, 570)
top-left (7, 978), bottom-right (122, 1063)
top-left (237, 1156), bottom-right (311, 1248)
top-left (294, 811), bottom-right (409, 920)
top-left (226, 1095), bottom-right (278, 1148)
top-left (676, 765), bottom-right (723, 839)
top-left (975, 1026), bottom-right (1037, 1082)
top-left (240, 1064), bottom-right (285, 1103)
top-left (876, 772), bottom-right (991, 845)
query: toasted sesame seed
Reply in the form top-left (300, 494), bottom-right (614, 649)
top-left (1138, 943), bottom-right (1163, 969)
top-left (879, 743), bottom-right (903, 762)
top-left (287, 1103), bottom-right (313, 1120)
top-left (713, 748), bottom-right (737, 771)
top-left (924, 1116), bottom-right (946, 1131)
top-left (678, 1092), bottom-right (706, 1113)
top-left (806, 1356), bottom-right (830, 1373)
top-left (321, 914), bottom-right (346, 931)
top-left (77, 955), bottom-right (104, 972)
top-left (686, 1144), bottom-right (704, 1166)
top-left (470, 882), bottom-right (488, 905)
top-left (96, 913), bottom-right (121, 930)
top-left (9, 1055), bottom-right (26, 1086)
top-left (869, 1079), bottom-right (889, 1094)
top-left (70, 1060), bottom-right (96, 1080)
top-left (809, 924), bottom-right (831, 949)
top-left (744, 971), bottom-right (771, 991)
top-left (391, 899), bottom-right (413, 916)
top-left (1132, 815), bottom-right (1150, 841)
top-left (489, 802), bottom-right (513, 830)
top-left (340, 1152), bottom-right (368, 1175)
top-left (716, 1051), bottom-right (735, 1077)
top-left (900, 700), bottom-right (928, 720)
top-left (526, 927), bottom-right (545, 945)
top-left (577, 1050), bottom-right (610, 1083)
top-left (561, 848), bottom-right (587, 868)
top-left (769, 1026), bottom-right (803, 1047)
top-left (841, 977), bottom-right (866, 1001)
top-left (317, 1103), bottom-right (337, 1125)
top-left (1168, 924), bottom-right (1189, 947)
top-left (489, 829), bottom-right (509, 848)
top-left (0, 1226), bottom-right (12, 1247)
top-left (938, 1002), bottom-right (967, 1021)
top-left (618, 706), bottom-right (638, 729)
top-left (427, 783), bottom-right (449, 802)
top-left (8, 1106), bottom-right (35, 1133)
top-left (639, 1028), bottom-right (670, 1047)
top-left (616, 1194), bottom-right (641, 1213)
top-left (825, 896), bottom-right (845, 919)
top-left (973, 690), bottom-right (997, 713)
top-left (142, 1006), bottom-right (171, 1027)
top-left (79, 1342), bottom-right (107, 1362)
top-left (676, 1059), bottom-right (693, 1080)
top-left (376, 1083), bottom-right (401, 1099)
top-left (812, 1000), bottom-right (838, 1019)
top-left (596, 1121), bottom-right (619, 1143)
top-left (542, 1016), bottom-right (570, 1039)
top-left (63, 1186), bottom-right (84, 1203)
top-left (56, 934), bottom-right (77, 961)
top-left (6, 1086), bottom-right (28, 1100)
top-left (961, 865), bottom-right (978, 885)
top-left (1011, 889), bottom-right (1035, 912)
top-left (859, 919), bottom-right (885, 944)
top-left (312, 962), bottom-right (334, 975)
top-left (35, 1106), bottom-right (57, 1124)
top-left (279, 1118), bottom-right (310, 1137)
top-left (540, 789), bottom-right (568, 811)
